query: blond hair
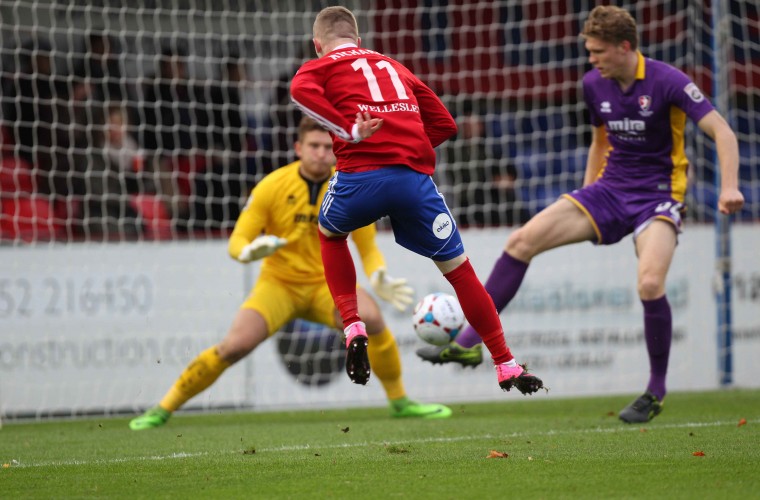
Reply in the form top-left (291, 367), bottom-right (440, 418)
top-left (313, 6), bottom-right (359, 43)
top-left (581, 5), bottom-right (638, 50)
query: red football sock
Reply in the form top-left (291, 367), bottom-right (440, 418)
top-left (319, 231), bottom-right (361, 326)
top-left (444, 258), bottom-right (513, 364)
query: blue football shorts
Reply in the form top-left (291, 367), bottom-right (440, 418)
top-left (318, 165), bottom-right (464, 261)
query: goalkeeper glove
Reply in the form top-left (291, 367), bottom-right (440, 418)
top-left (370, 268), bottom-right (414, 312)
top-left (238, 235), bottom-right (287, 263)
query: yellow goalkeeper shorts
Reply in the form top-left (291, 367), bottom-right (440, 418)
top-left (241, 272), bottom-right (338, 336)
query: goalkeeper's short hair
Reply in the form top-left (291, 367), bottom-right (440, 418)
top-left (298, 116), bottom-right (328, 141)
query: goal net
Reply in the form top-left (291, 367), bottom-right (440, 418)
top-left (1, 1), bottom-right (758, 419)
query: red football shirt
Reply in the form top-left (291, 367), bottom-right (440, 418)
top-left (290, 44), bottom-right (457, 174)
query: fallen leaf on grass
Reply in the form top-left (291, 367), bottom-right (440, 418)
top-left (692, 451), bottom-right (705, 457)
top-left (386, 444), bottom-right (410, 454)
top-left (639, 428), bottom-right (648, 433)
top-left (738, 418), bottom-right (747, 427)
top-left (487, 450), bottom-right (509, 459)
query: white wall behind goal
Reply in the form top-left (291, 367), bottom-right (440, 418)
top-left (1, 226), bottom-right (758, 417)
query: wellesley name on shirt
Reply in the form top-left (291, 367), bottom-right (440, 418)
top-left (357, 102), bottom-right (420, 113)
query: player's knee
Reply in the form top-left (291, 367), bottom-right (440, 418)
top-left (318, 224), bottom-right (348, 240)
top-left (505, 228), bottom-right (534, 261)
top-left (361, 309), bottom-right (385, 334)
top-left (356, 288), bottom-right (386, 333)
top-left (216, 340), bottom-right (252, 364)
top-left (217, 328), bottom-right (266, 363)
top-left (637, 276), bottom-right (665, 301)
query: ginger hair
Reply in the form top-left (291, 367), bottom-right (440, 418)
top-left (581, 5), bottom-right (638, 50)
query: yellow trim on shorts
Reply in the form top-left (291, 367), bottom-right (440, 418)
top-left (654, 214), bottom-right (679, 229)
top-left (562, 193), bottom-right (603, 244)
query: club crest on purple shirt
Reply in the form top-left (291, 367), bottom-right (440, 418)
top-left (638, 95), bottom-right (653, 117)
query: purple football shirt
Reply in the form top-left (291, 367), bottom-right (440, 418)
top-left (583, 52), bottom-right (714, 201)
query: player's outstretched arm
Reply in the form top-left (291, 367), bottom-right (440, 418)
top-left (291, 69), bottom-right (354, 143)
top-left (698, 110), bottom-right (745, 215)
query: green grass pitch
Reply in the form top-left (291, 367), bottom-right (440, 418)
top-left (2, 389), bottom-right (758, 498)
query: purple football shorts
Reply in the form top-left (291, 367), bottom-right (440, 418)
top-left (563, 180), bottom-right (683, 245)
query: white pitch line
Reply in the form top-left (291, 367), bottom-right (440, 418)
top-left (6, 418), bottom-right (755, 469)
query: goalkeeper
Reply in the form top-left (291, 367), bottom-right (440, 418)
top-left (129, 117), bottom-right (451, 430)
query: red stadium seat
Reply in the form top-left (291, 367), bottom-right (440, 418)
top-left (174, 155), bottom-right (208, 197)
top-left (0, 194), bottom-right (60, 243)
top-left (0, 124), bottom-right (15, 154)
top-left (0, 156), bottom-right (35, 193)
top-left (130, 194), bottom-right (173, 240)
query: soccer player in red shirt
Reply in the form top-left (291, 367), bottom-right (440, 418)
top-left (290, 6), bottom-right (543, 395)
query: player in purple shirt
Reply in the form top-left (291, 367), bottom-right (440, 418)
top-left (417, 5), bottom-right (744, 423)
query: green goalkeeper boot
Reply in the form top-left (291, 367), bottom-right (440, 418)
top-left (390, 399), bottom-right (452, 419)
top-left (416, 342), bottom-right (483, 367)
top-left (129, 406), bottom-right (171, 430)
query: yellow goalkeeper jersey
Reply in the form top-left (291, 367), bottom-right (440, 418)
top-left (228, 160), bottom-right (386, 283)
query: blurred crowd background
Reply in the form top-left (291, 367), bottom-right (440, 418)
top-left (0, 0), bottom-right (757, 244)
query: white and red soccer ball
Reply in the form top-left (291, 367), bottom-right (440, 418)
top-left (412, 292), bottom-right (465, 346)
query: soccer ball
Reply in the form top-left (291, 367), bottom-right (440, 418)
top-left (412, 293), bottom-right (465, 346)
